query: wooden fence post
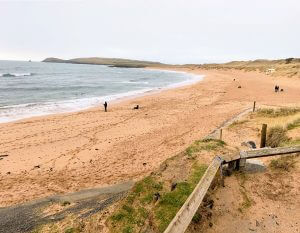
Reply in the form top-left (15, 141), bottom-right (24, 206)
top-left (219, 129), bottom-right (223, 141)
top-left (235, 160), bottom-right (240, 170)
top-left (253, 101), bottom-right (256, 112)
top-left (260, 124), bottom-right (267, 148)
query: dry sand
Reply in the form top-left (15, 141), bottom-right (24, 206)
top-left (185, 155), bottom-right (300, 233)
top-left (1, 68), bottom-right (300, 207)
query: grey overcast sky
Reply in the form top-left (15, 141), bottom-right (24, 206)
top-left (0, 0), bottom-right (299, 64)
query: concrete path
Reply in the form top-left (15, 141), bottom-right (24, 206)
top-left (0, 181), bottom-right (134, 233)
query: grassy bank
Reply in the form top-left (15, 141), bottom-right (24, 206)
top-left (107, 139), bottom-right (231, 233)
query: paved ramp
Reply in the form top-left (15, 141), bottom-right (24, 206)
top-left (0, 181), bottom-right (134, 233)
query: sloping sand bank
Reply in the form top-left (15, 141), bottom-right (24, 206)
top-left (1, 68), bottom-right (300, 207)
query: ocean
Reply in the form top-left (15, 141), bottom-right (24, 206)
top-left (0, 60), bottom-right (203, 123)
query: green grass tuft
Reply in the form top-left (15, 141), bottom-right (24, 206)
top-left (270, 156), bottom-right (297, 172)
top-left (64, 228), bottom-right (80, 233)
top-left (235, 172), bottom-right (252, 213)
top-left (192, 212), bottom-right (202, 223)
top-left (154, 164), bottom-right (207, 232)
top-left (240, 188), bottom-right (252, 210)
top-left (185, 139), bottom-right (226, 156)
top-left (228, 120), bottom-right (249, 128)
top-left (122, 226), bottom-right (134, 233)
top-left (110, 176), bottom-right (162, 232)
top-left (257, 108), bottom-right (300, 118)
top-left (287, 118), bottom-right (300, 130)
top-left (281, 138), bottom-right (300, 146)
top-left (154, 182), bottom-right (192, 232)
top-left (109, 163), bottom-right (207, 233)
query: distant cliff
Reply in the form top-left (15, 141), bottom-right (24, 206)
top-left (42, 57), bottom-right (165, 68)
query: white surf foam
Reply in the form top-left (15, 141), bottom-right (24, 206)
top-left (0, 70), bottom-right (204, 124)
top-left (0, 73), bottom-right (33, 77)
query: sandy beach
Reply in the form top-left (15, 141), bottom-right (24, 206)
top-left (1, 68), bottom-right (300, 207)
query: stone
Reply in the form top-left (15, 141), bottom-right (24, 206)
top-left (205, 200), bottom-right (214, 209)
top-left (171, 182), bottom-right (177, 191)
top-left (241, 141), bottom-right (256, 149)
top-left (153, 192), bottom-right (160, 202)
top-left (256, 220), bottom-right (260, 227)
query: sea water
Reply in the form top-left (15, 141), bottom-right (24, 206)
top-left (0, 60), bottom-right (203, 123)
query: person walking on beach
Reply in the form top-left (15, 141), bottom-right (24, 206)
top-left (104, 101), bottom-right (108, 112)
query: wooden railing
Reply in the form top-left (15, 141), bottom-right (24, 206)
top-left (241, 146), bottom-right (300, 159)
top-left (163, 146), bottom-right (300, 233)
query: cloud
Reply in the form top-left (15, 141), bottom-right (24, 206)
top-left (0, 0), bottom-right (299, 63)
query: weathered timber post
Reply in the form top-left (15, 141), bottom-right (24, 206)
top-left (253, 101), bottom-right (256, 112)
top-left (260, 124), bottom-right (267, 148)
top-left (239, 158), bottom-right (246, 168)
top-left (219, 163), bottom-right (225, 187)
top-left (239, 151), bottom-right (247, 169)
top-left (219, 129), bottom-right (223, 141)
top-left (228, 161), bottom-right (235, 171)
top-left (235, 160), bottom-right (240, 170)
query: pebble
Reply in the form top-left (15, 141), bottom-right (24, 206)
top-left (153, 192), bottom-right (160, 202)
top-left (171, 182), bottom-right (177, 191)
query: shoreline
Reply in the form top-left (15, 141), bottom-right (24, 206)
top-left (1, 67), bottom-right (300, 207)
top-left (0, 68), bottom-right (204, 124)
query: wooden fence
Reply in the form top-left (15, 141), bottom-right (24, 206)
top-left (163, 146), bottom-right (300, 233)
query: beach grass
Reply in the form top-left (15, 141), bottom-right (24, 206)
top-left (266, 126), bottom-right (289, 148)
top-left (256, 108), bottom-right (300, 118)
top-left (269, 156), bottom-right (297, 172)
top-left (286, 118), bottom-right (300, 130)
top-left (228, 120), bottom-right (249, 129)
top-left (281, 138), bottom-right (300, 147)
top-left (185, 139), bottom-right (226, 157)
top-left (196, 58), bottom-right (300, 78)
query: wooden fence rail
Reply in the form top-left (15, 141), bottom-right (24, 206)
top-left (163, 146), bottom-right (300, 233)
top-left (241, 146), bottom-right (300, 159)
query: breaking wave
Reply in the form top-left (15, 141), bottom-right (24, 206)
top-left (0, 73), bottom-right (33, 77)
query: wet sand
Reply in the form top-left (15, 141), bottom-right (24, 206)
top-left (1, 68), bottom-right (300, 207)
